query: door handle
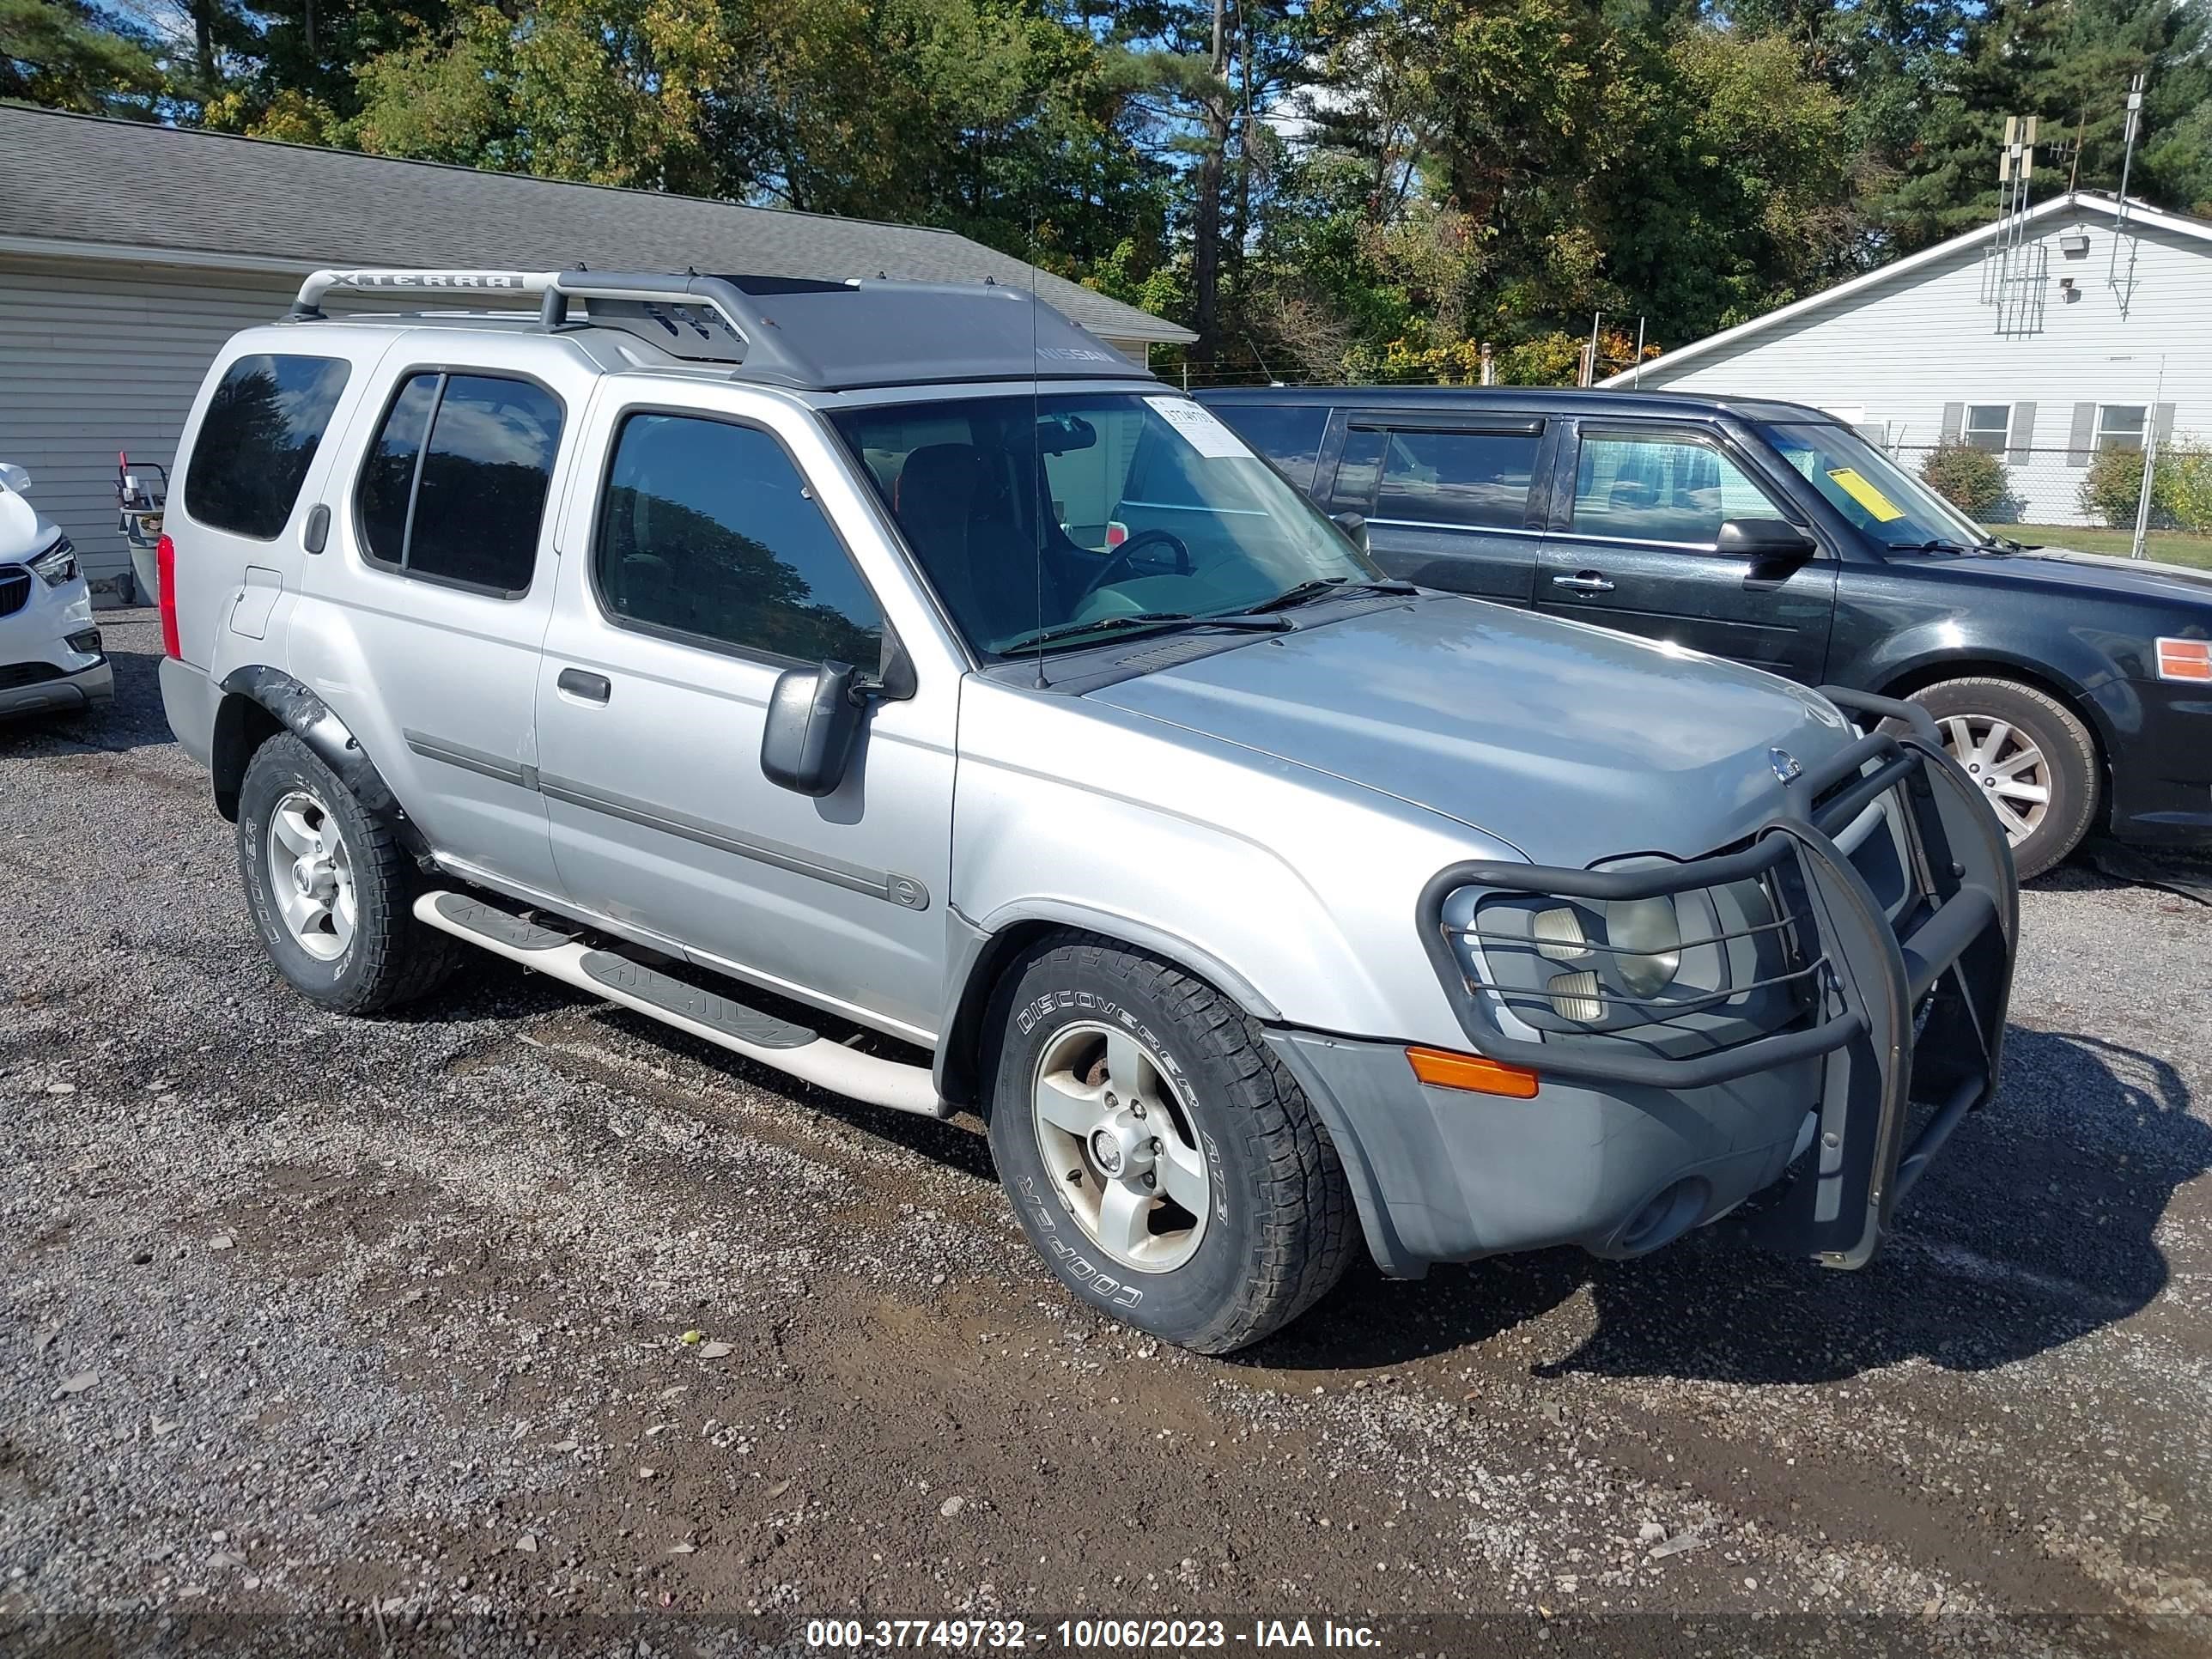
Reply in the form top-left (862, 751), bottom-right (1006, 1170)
top-left (1552, 572), bottom-right (1616, 593)
top-left (556, 667), bottom-right (611, 703)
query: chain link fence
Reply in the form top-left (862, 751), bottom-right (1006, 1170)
top-left (1883, 440), bottom-right (2212, 556)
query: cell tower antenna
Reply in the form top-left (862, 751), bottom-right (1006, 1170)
top-left (1988, 114), bottom-right (2037, 331)
top-left (2110, 74), bottom-right (2148, 313)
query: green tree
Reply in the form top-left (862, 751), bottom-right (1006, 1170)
top-left (1, 0), bottom-right (161, 112)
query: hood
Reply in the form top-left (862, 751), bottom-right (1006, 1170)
top-left (1941, 544), bottom-right (2212, 606)
top-left (1085, 595), bottom-right (1857, 866)
top-left (0, 478), bottom-right (58, 563)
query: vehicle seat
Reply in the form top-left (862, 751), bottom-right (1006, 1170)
top-left (893, 443), bottom-right (1039, 647)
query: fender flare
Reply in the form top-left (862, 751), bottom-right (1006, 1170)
top-left (216, 666), bottom-right (428, 857)
top-left (933, 899), bottom-right (1285, 1108)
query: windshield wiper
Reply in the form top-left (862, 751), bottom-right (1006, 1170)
top-left (1885, 538), bottom-right (1979, 555)
top-left (996, 610), bottom-right (1292, 656)
top-left (1240, 576), bottom-right (1420, 615)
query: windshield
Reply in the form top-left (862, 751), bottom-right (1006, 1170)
top-left (1759, 422), bottom-right (2001, 551)
top-left (829, 391), bottom-right (1380, 658)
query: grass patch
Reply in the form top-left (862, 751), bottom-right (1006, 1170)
top-left (2009, 523), bottom-right (2212, 571)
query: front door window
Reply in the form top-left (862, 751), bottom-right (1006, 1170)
top-left (1570, 433), bottom-right (1774, 544)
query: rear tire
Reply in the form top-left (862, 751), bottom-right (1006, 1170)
top-left (238, 732), bottom-right (461, 1012)
top-left (1904, 677), bottom-right (2099, 881)
top-left (984, 935), bottom-right (1354, 1355)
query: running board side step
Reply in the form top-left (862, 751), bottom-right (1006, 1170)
top-left (414, 890), bottom-right (947, 1118)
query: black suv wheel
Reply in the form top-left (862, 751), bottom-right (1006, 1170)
top-left (1907, 677), bottom-right (2099, 880)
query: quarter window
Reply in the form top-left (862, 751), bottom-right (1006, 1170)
top-left (2096, 404), bottom-right (2147, 453)
top-left (1963, 404), bottom-right (2012, 453)
top-left (185, 354), bottom-right (351, 539)
top-left (356, 371), bottom-right (563, 596)
top-left (1571, 433), bottom-right (1775, 544)
top-left (594, 413), bottom-right (883, 666)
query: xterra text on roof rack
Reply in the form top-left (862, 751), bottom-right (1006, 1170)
top-left (156, 268), bottom-right (2017, 1352)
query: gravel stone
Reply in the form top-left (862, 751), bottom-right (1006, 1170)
top-left (4, 616), bottom-right (2209, 1657)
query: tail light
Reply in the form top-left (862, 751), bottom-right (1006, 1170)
top-left (1104, 520), bottom-right (1129, 549)
top-left (156, 532), bottom-right (180, 659)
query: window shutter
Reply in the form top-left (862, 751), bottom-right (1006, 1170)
top-left (1941, 402), bottom-right (1966, 443)
top-left (2008, 401), bottom-right (2036, 465)
top-left (2154, 402), bottom-right (2178, 445)
top-left (2066, 402), bottom-right (2096, 466)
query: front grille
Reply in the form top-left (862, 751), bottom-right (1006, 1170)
top-left (0, 569), bottom-right (29, 618)
top-left (0, 662), bottom-right (64, 690)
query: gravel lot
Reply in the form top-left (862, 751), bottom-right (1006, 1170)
top-left (4, 615), bottom-right (2210, 1658)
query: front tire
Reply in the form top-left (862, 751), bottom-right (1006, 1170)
top-left (237, 732), bottom-right (459, 1012)
top-left (984, 936), bottom-right (1355, 1354)
top-left (1905, 677), bottom-right (2099, 881)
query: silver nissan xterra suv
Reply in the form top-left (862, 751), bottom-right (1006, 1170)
top-left (157, 268), bottom-right (2019, 1353)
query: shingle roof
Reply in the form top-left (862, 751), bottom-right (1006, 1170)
top-left (0, 105), bottom-right (1194, 345)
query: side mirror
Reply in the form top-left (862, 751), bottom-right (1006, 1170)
top-left (1716, 517), bottom-right (1816, 559)
top-left (0, 463), bottom-right (30, 494)
top-left (762, 661), bottom-right (866, 797)
top-left (1330, 510), bottom-right (1370, 554)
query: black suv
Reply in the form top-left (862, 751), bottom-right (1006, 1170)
top-left (1198, 386), bottom-right (2212, 878)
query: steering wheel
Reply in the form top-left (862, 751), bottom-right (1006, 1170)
top-left (1080, 527), bottom-right (1194, 599)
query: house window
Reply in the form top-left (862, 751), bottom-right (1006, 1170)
top-left (1963, 404), bottom-right (2012, 453)
top-left (2096, 405), bottom-right (2147, 453)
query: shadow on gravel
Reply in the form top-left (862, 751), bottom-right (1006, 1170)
top-left (1247, 1028), bottom-right (2204, 1382)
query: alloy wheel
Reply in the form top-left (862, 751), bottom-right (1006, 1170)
top-left (1030, 1021), bottom-right (1211, 1273)
top-left (266, 788), bottom-right (356, 961)
top-left (1939, 714), bottom-right (2050, 847)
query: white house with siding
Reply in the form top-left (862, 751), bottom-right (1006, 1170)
top-left (0, 106), bottom-right (1192, 602)
top-left (1602, 191), bottom-right (2212, 527)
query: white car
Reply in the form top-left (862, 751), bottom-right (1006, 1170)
top-left (0, 463), bottom-right (112, 717)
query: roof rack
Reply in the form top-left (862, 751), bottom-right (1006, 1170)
top-left (286, 267), bottom-right (1146, 392)
top-left (292, 266), bottom-right (801, 372)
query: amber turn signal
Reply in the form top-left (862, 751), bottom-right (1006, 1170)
top-left (2155, 637), bottom-right (2210, 683)
top-left (1406, 1046), bottom-right (1540, 1098)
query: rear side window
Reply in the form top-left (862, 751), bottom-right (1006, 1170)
top-left (356, 371), bottom-right (563, 596)
top-left (593, 412), bottom-right (883, 665)
top-left (1370, 427), bottom-right (1540, 529)
top-left (1209, 404), bottom-right (1330, 492)
top-left (1333, 425), bottom-right (1540, 528)
top-left (185, 354), bottom-right (350, 538)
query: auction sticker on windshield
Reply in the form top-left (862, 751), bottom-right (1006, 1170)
top-left (1826, 466), bottom-right (1905, 522)
top-left (1146, 396), bottom-right (1254, 459)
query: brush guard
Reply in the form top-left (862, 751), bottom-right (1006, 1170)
top-left (1415, 690), bottom-right (2018, 1268)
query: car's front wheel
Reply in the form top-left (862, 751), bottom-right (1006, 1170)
top-left (1906, 676), bottom-right (2100, 881)
top-left (238, 732), bottom-right (459, 1012)
top-left (985, 936), bottom-right (1355, 1354)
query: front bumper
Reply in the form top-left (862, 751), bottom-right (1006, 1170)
top-left (2106, 677), bottom-right (2212, 845)
top-left (0, 655), bottom-right (112, 717)
top-left (0, 563), bottom-right (111, 717)
top-left (1279, 690), bottom-right (2018, 1278)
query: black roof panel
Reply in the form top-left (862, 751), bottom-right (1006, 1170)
top-left (574, 273), bottom-right (1147, 390)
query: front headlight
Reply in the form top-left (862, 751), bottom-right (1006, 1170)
top-left (1606, 897), bottom-right (1681, 998)
top-left (1531, 898), bottom-right (1680, 1010)
top-left (29, 536), bottom-right (76, 586)
top-left (1453, 872), bottom-right (1802, 1047)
